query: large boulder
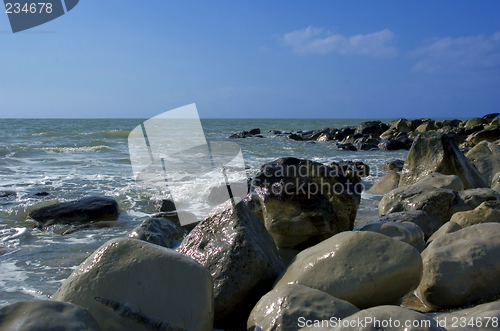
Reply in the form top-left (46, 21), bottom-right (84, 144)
top-left (177, 199), bottom-right (285, 330)
top-left (128, 216), bottom-right (186, 248)
top-left (377, 210), bottom-right (441, 240)
top-left (450, 188), bottom-right (500, 215)
top-left (416, 223), bottom-right (500, 309)
top-left (247, 158), bottom-right (361, 249)
top-left (367, 172), bottom-right (399, 194)
top-left (450, 200), bottom-right (500, 228)
top-left (466, 141), bottom-right (500, 184)
top-left (358, 221), bottom-right (425, 252)
top-left (399, 132), bottom-right (488, 189)
top-left (427, 221), bottom-right (462, 245)
top-left (52, 238), bottom-right (214, 331)
top-left (273, 231), bottom-right (422, 309)
top-left (329, 306), bottom-right (444, 331)
top-left (412, 172), bottom-right (464, 191)
top-left (247, 284), bottom-right (359, 331)
top-left (355, 120), bottom-right (389, 135)
top-left (28, 196), bottom-right (119, 227)
top-left (0, 300), bottom-right (101, 331)
top-left (467, 127), bottom-right (500, 144)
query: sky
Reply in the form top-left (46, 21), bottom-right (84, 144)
top-left (1, 0), bottom-right (499, 119)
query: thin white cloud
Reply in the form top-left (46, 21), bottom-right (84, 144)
top-left (411, 32), bottom-right (500, 73)
top-left (281, 26), bottom-right (398, 58)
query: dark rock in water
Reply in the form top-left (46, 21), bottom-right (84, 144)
top-left (331, 160), bottom-right (370, 177)
top-left (178, 199), bottom-right (285, 330)
top-left (247, 157), bottom-right (361, 249)
top-left (355, 121), bottom-right (389, 136)
top-left (356, 142), bottom-right (379, 151)
top-left (269, 130), bottom-right (282, 134)
top-left (33, 191), bottom-right (50, 197)
top-left (207, 181), bottom-right (249, 205)
top-left (0, 300), bottom-right (101, 331)
top-left (384, 159), bottom-right (405, 172)
top-left (378, 138), bottom-right (411, 150)
top-left (399, 131), bottom-right (488, 189)
top-left (0, 190), bottom-right (16, 198)
top-left (29, 196), bottom-right (119, 227)
top-left (338, 143), bottom-right (358, 151)
top-left (339, 127), bottom-right (355, 136)
top-left (154, 210), bottom-right (199, 232)
top-left (229, 128), bottom-right (262, 138)
top-left (483, 113), bottom-right (500, 119)
top-left (155, 198), bottom-right (176, 212)
top-left (288, 133), bottom-right (303, 141)
top-left (128, 217), bottom-right (186, 248)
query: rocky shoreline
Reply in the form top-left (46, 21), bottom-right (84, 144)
top-left (1, 117), bottom-right (500, 330)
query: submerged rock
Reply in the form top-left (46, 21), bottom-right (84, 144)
top-left (177, 199), bottom-right (285, 330)
top-left (128, 216), bottom-right (186, 248)
top-left (248, 157), bottom-right (361, 249)
top-left (417, 223), bottom-right (500, 310)
top-left (274, 231), bottom-right (422, 309)
top-left (28, 196), bottom-right (119, 227)
top-left (399, 132), bottom-right (488, 189)
top-left (247, 284), bottom-right (359, 331)
top-left (53, 238), bottom-right (214, 331)
top-left (0, 300), bottom-right (101, 331)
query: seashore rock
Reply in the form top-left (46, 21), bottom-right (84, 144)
top-left (247, 284), bottom-right (359, 331)
top-left (450, 188), bottom-right (500, 215)
top-left (273, 231), bottom-right (422, 309)
top-left (384, 159), bottom-right (404, 172)
top-left (467, 127), bottom-right (500, 144)
top-left (28, 196), bottom-right (119, 227)
top-left (52, 238), bottom-right (214, 331)
top-left (358, 221), bottom-right (425, 252)
top-left (155, 198), bottom-right (176, 212)
top-left (416, 223), bottom-right (500, 310)
top-left (450, 200), bottom-right (500, 228)
top-left (330, 160), bottom-right (370, 178)
top-left (430, 301), bottom-right (500, 331)
top-left (177, 199), bottom-right (285, 330)
top-left (153, 210), bottom-right (199, 231)
top-left (355, 120), bottom-right (389, 136)
top-left (493, 171), bottom-right (500, 193)
top-left (207, 181), bottom-right (249, 206)
top-left (367, 172), bottom-right (399, 194)
top-left (466, 141), bottom-right (500, 184)
top-left (247, 157), bottom-right (361, 249)
top-left (329, 305), bottom-right (445, 331)
top-left (0, 300), bottom-right (101, 331)
top-left (399, 132), bottom-right (488, 189)
top-left (229, 128), bottom-right (262, 138)
top-left (412, 172), bottom-right (464, 191)
top-left (377, 210), bottom-right (441, 240)
top-left (128, 216), bottom-right (186, 248)
top-left (426, 221), bottom-right (462, 245)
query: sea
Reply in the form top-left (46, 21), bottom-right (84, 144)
top-left (0, 118), bottom-right (411, 307)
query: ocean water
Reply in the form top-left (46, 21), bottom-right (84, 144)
top-left (0, 118), bottom-right (410, 307)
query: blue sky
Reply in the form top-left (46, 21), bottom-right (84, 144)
top-left (1, 0), bottom-right (499, 118)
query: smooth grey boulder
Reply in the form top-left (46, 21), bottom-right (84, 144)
top-left (248, 284), bottom-right (359, 331)
top-left (449, 188), bottom-right (500, 215)
top-left (413, 172), bottom-right (464, 191)
top-left (427, 221), bottom-right (462, 245)
top-left (0, 300), bottom-right (101, 331)
top-left (399, 132), bottom-right (487, 189)
top-left (28, 196), bottom-right (119, 227)
top-left (466, 141), bottom-right (500, 184)
top-left (368, 172), bottom-right (399, 194)
top-left (417, 223), bottom-right (500, 310)
top-left (430, 301), bottom-right (500, 331)
top-left (274, 231), bottom-right (422, 309)
top-left (330, 305), bottom-right (445, 331)
top-left (450, 200), bottom-right (500, 228)
top-left (52, 238), bottom-right (214, 331)
top-left (177, 199), bottom-right (285, 330)
top-left (377, 210), bottom-right (441, 241)
top-left (247, 157), bottom-right (361, 249)
top-left (359, 221), bottom-right (425, 252)
top-left (128, 216), bottom-right (186, 248)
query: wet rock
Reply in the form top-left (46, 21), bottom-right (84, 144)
top-left (28, 196), bottom-right (119, 227)
top-left (426, 221), bottom-right (462, 245)
top-left (247, 284), bottom-right (359, 331)
top-left (128, 216), bottom-right (186, 248)
top-left (412, 172), bottom-right (464, 191)
top-left (333, 306), bottom-right (444, 331)
top-left (417, 223), bottom-right (500, 310)
top-left (274, 231), bottom-right (422, 309)
top-left (248, 157), bottom-right (361, 249)
top-left (155, 198), bottom-right (176, 212)
top-left (177, 199), bottom-right (285, 330)
top-left (378, 138), bottom-right (412, 150)
top-left (331, 160), bottom-right (370, 177)
top-left (229, 129), bottom-right (263, 138)
top-left (466, 141), bottom-right (500, 185)
top-left (399, 132), bottom-right (488, 189)
top-left (337, 143), bottom-right (358, 151)
top-left (52, 238), bottom-right (214, 331)
top-left (368, 172), bottom-right (400, 194)
top-left (154, 210), bottom-right (199, 231)
top-left (359, 221), bottom-right (425, 252)
top-left (288, 133), bottom-right (304, 141)
top-left (450, 200), bottom-right (500, 228)
top-left (384, 159), bottom-right (404, 172)
top-left (355, 121), bottom-right (389, 136)
top-left (207, 181), bottom-right (249, 205)
top-left (0, 300), bottom-right (101, 331)
top-left (378, 210), bottom-right (441, 241)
